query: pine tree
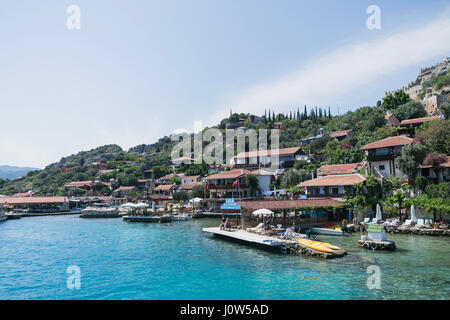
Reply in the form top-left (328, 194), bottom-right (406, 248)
top-left (304, 105), bottom-right (307, 119)
top-left (328, 106), bottom-right (331, 119)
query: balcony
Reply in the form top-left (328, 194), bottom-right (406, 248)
top-left (208, 184), bottom-right (247, 189)
top-left (367, 151), bottom-right (401, 162)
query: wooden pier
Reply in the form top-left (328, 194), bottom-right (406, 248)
top-left (202, 227), bottom-right (347, 259)
top-left (123, 215), bottom-right (171, 223)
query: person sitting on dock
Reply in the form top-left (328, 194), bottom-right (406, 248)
top-left (219, 216), bottom-right (226, 230)
top-left (224, 217), bottom-right (231, 231)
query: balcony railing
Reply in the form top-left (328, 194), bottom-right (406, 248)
top-left (367, 151), bottom-right (401, 162)
top-left (208, 184), bottom-right (248, 189)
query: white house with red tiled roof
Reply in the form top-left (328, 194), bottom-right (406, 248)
top-left (299, 174), bottom-right (366, 198)
top-left (203, 168), bottom-right (274, 198)
top-left (361, 136), bottom-right (414, 178)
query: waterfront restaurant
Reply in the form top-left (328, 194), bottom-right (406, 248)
top-left (0, 196), bottom-right (70, 212)
top-left (239, 198), bottom-right (345, 227)
top-left (203, 169), bottom-right (251, 199)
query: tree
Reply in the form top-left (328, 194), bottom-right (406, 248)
top-left (438, 102), bottom-right (450, 119)
top-left (280, 170), bottom-right (309, 189)
top-left (383, 188), bottom-right (410, 221)
top-left (191, 184), bottom-right (205, 199)
top-left (382, 90), bottom-right (410, 112)
top-left (169, 176), bottom-right (181, 185)
top-left (344, 174), bottom-right (382, 215)
top-left (173, 191), bottom-right (188, 201)
top-left (417, 119), bottom-right (450, 154)
top-left (245, 174), bottom-right (260, 197)
top-left (151, 165), bottom-right (169, 179)
top-left (393, 101), bottom-right (426, 121)
top-left (397, 143), bottom-right (427, 184)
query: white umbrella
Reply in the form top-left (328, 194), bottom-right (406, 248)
top-left (120, 202), bottom-right (136, 208)
top-left (410, 205), bottom-right (417, 222)
top-left (135, 202), bottom-right (149, 209)
top-left (191, 197), bottom-right (203, 203)
top-left (375, 204), bottom-right (382, 221)
top-left (252, 208), bottom-right (274, 216)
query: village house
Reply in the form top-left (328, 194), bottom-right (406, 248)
top-left (181, 175), bottom-right (202, 185)
top-left (203, 169), bottom-right (251, 199)
top-left (361, 136), bottom-right (414, 178)
top-left (299, 174), bottom-right (366, 198)
top-left (179, 182), bottom-right (203, 195)
top-left (329, 129), bottom-right (354, 141)
top-left (154, 184), bottom-right (176, 196)
top-left (398, 115), bottom-right (442, 136)
top-left (317, 162), bottom-right (366, 177)
top-left (112, 186), bottom-right (137, 198)
top-left (419, 158), bottom-right (450, 183)
top-left (297, 128), bottom-right (324, 146)
top-left (385, 113), bottom-right (400, 127)
top-left (231, 147), bottom-right (310, 169)
top-left (137, 179), bottom-right (154, 190)
top-left (64, 180), bottom-right (110, 196)
top-left (273, 122), bottom-right (286, 130)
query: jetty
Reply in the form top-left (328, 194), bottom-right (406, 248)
top-left (202, 227), bottom-right (347, 259)
top-left (123, 215), bottom-right (171, 223)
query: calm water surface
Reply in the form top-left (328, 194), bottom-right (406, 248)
top-left (0, 215), bottom-right (449, 299)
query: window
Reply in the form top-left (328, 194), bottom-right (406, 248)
top-left (379, 165), bottom-right (385, 171)
top-left (332, 188), bottom-right (338, 194)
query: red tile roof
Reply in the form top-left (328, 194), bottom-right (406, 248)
top-left (299, 174), bottom-right (366, 187)
top-left (114, 186), bottom-right (136, 192)
top-left (384, 113), bottom-right (394, 120)
top-left (65, 181), bottom-right (93, 188)
top-left (330, 129), bottom-right (352, 137)
top-left (155, 184), bottom-right (175, 191)
top-left (0, 196), bottom-right (68, 205)
top-left (180, 182), bottom-right (203, 190)
top-left (240, 198), bottom-right (342, 211)
top-left (235, 147), bottom-right (302, 159)
top-left (361, 136), bottom-right (413, 150)
top-left (400, 115), bottom-right (441, 125)
top-left (318, 163), bottom-right (364, 176)
top-left (203, 169), bottom-right (251, 180)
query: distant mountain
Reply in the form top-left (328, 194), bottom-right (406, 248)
top-left (0, 165), bottom-right (40, 180)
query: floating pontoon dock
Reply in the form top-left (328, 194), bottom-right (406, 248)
top-left (123, 215), bottom-right (171, 223)
top-left (202, 227), bottom-right (347, 259)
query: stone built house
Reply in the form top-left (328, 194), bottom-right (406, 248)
top-left (361, 136), bottom-right (414, 178)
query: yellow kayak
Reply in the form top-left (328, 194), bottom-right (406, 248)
top-left (297, 238), bottom-right (342, 253)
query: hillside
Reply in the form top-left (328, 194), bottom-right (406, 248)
top-left (0, 165), bottom-right (40, 180)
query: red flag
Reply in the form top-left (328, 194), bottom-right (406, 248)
top-left (232, 179), bottom-right (239, 188)
top-left (205, 184), bottom-right (209, 192)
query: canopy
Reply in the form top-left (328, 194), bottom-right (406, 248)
top-left (410, 205), bottom-right (417, 222)
top-left (252, 208), bottom-right (274, 216)
top-left (135, 202), bottom-right (149, 209)
top-left (190, 197), bottom-right (203, 203)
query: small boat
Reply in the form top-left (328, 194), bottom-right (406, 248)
top-left (171, 213), bottom-right (191, 221)
top-left (310, 227), bottom-right (343, 236)
top-left (297, 238), bottom-right (342, 253)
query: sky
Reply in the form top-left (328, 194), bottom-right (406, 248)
top-left (0, 0), bottom-right (449, 168)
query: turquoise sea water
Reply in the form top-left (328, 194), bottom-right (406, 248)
top-left (0, 215), bottom-right (449, 300)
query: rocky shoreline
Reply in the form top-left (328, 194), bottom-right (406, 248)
top-left (356, 224), bottom-right (450, 236)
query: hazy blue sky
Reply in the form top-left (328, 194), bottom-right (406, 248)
top-left (1, 0), bottom-right (449, 168)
